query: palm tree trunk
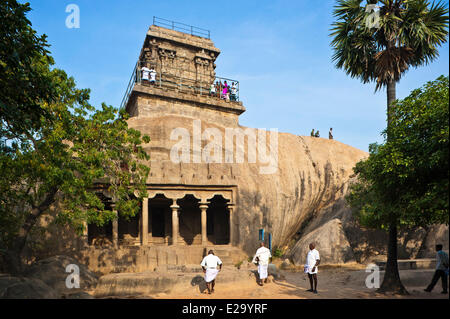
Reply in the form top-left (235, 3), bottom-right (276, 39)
top-left (377, 80), bottom-right (408, 294)
top-left (386, 80), bottom-right (396, 122)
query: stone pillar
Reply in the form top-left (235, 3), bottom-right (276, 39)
top-left (112, 209), bottom-right (119, 249)
top-left (148, 206), bottom-right (153, 245)
top-left (227, 204), bottom-right (235, 245)
top-left (171, 202), bottom-right (180, 245)
top-left (199, 203), bottom-right (209, 245)
top-left (141, 198), bottom-right (148, 246)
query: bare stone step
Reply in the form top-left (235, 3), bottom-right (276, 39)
top-left (375, 258), bottom-right (436, 271)
top-left (94, 267), bottom-right (256, 298)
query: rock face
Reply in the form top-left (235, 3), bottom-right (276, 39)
top-left (0, 274), bottom-right (58, 299)
top-left (287, 196), bottom-right (447, 264)
top-left (25, 255), bottom-right (98, 297)
top-left (418, 225), bottom-right (449, 258)
top-left (289, 218), bottom-right (355, 265)
top-left (128, 116), bottom-right (368, 256)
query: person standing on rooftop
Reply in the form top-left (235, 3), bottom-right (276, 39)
top-left (210, 83), bottom-right (216, 96)
top-left (141, 65), bottom-right (151, 82)
top-left (222, 81), bottom-right (228, 100)
top-left (149, 67), bottom-right (157, 85)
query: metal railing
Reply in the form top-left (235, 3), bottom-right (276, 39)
top-left (120, 61), bottom-right (240, 110)
top-left (153, 16), bottom-right (210, 39)
top-left (120, 61), bottom-right (138, 111)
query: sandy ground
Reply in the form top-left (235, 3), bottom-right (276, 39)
top-left (150, 267), bottom-right (449, 299)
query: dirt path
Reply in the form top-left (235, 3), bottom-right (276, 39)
top-left (151, 268), bottom-right (449, 299)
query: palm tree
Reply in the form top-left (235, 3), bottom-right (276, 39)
top-left (330, 0), bottom-right (448, 293)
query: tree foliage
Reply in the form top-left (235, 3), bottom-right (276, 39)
top-left (347, 75), bottom-right (449, 230)
top-left (0, 1), bottom-right (150, 273)
top-left (331, 0), bottom-right (448, 294)
top-left (330, 0), bottom-right (449, 91)
top-left (0, 1), bottom-right (60, 142)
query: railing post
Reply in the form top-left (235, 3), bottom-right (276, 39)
top-left (238, 82), bottom-right (240, 101)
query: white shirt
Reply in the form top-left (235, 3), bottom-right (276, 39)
top-left (231, 85), bottom-right (237, 94)
top-left (201, 254), bottom-right (222, 269)
top-left (306, 249), bottom-right (320, 273)
top-left (141, 67), bottom-right (150, 80)
top-left (252, 247), bottom-right (272, 266)
top-left (149, 69), bottom-right (157, 81)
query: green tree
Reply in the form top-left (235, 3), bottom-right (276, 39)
top-left (346, 76), bottom-right (449, 293)
top-left (1, 1), bottom-right (60, 144)
top-left (0, 2), bottom-right (150, 275)
top-left (331, 0), bottom-right (448, 293)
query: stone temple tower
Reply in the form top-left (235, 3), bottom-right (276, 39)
top-left (122, 22), bottom-right (245, 127)
top-left (84, 19), bottom-right (250, 268)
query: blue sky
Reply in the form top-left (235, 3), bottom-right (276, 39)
top-left (26, 0), bottom-right (449, 151)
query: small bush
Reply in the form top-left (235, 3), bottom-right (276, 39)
top-left (272, 248), bottom-right (283, 258)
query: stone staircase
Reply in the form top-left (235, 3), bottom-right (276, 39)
top-left (204, 245), bottom-right (248, 267)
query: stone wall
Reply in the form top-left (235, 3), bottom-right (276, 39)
top-left (139, 25), bottom-right (220, 89)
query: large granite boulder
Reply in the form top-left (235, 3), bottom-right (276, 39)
top-left (25, 255), bottom-right (98, 297)
top-left (0, 274), bottom-right (58, 299)
top-left (289, 218), bottom-right (355, 265)
top-left (128, 116), bottom-right (368, 255)
top-left (418, 224), bottom-right (449, 258)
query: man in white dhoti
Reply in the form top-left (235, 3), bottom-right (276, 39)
top-left (200, 250), bottom-right (223, 294)
top-left (252, 242), bottom-right (272, 286)
top-left (305, 243), bottom-right (320, 294)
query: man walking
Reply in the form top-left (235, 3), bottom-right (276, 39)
top-left (305, 243), bottom-right (320, 294)
top-left (329, 128), bottom-right (333, 140)
top-left (252, 242), bottom-right (272, 286)
top-left (424, 244), bottom-right (449, 294)
top-left (201, 250), bottom-right (223, 294)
